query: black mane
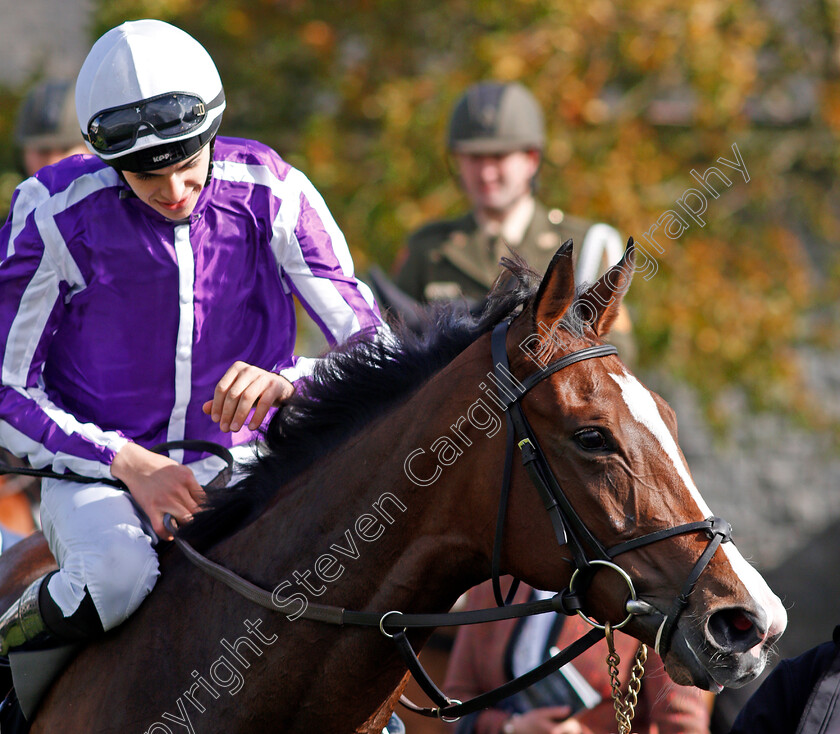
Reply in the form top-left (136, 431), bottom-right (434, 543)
top-left (181, 259), bottom-right (539, 548)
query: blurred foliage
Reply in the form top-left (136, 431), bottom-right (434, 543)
top-left (4, 0), bottom-right (840, 429)
top-left (0, 87), bottom-right (23, 215)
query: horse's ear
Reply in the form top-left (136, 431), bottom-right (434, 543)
top-left (532, 239), bottom-right (576, 330)
top-left (576, 238), bottom-right (635, 336)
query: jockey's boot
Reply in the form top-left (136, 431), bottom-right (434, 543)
top-left (0, 572), bottom-right (103, 656)
top-left (0, 577), bottom-right (50, 656)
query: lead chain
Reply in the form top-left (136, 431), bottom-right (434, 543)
top-left (605, 621), bottom-right (648, 734)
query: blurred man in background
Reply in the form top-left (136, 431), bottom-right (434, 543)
top-left (395, 80), bottom-right (634, 361)
top-left (392, 82), bottom-right (638, 734)
top-left (14, 78), bottom-right (89, 179)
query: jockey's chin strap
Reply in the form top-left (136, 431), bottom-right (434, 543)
top-left (158, 320), bottom-right (733, 722)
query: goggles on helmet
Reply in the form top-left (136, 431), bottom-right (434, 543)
top-left (84, 90), bottom-right (223, 154)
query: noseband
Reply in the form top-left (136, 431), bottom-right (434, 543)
top-left (489, 319), bottom-right (732, 658)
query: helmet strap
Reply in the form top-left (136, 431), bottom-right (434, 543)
top-left (205, 136), bottom-right (216, 187)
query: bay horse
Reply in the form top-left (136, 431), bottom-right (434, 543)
top-left (0, 242), bottom-right (785, 733)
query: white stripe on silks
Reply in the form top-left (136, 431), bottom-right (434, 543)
top-left (286, 167), bottom-right (355, 275)
top-left (281, 228), bottom-right (362, 344)
top-left (166, 224), bottom-right (196, 465)
top-left (34, 208), bottom-right (86, 292)
top-left (0, 392), bottom-right (128, 479)
top-left (26, 382), bottom-right (128, 455)
top-left (34, 167), bottom-right (115, 285)
top-left (2, 256), bottom-right (60, 386)
top-left (356, 277), bottom-right (382, 319)
top-left (0, 419), bottom-right (58, 472)
top-left (278, 357), bottom-right (319, 383)
top-left (6, 177), bottom-right (50, 259)
top-left (24, 383), bottom-right (128, 468)
top-left (280, 168), bottom-right (363, 342)
top-left (4, 168), bottom-right (119, 384)
top-left (213, 159), bottom-right (362, 344)
top-left (271, 172), bottom-right (302, 260)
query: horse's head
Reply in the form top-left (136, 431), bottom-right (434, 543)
top-left (498, 240), bottom-right (786, 691)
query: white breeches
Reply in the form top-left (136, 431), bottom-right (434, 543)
top-left (39, 444), bottom-right (256, 631)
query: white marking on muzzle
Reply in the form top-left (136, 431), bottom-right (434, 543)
top-left (609, 372), bottom-right (786, 640)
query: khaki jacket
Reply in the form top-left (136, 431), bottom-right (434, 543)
top-left (396, 202), bottom-right (593, 304)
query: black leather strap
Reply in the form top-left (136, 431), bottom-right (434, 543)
top-left (394, 630), bottom-right (451, 709)
top-left (491, 321), bottom-right (613, 567)
top-left (0, 462), bottom-right (125, 488)
top-left (168, 526), bottom-right (587, 630)
top-left (519, 345), bottom-right (618, 396)
top-left (435, 628), bottom-right (605, 719)
top-left (655, 519), bottom-right (732, 657)
top-left (0, 439), bottom-right (234, 491)
top-left (491, 412), bottom-right (520, 608)
top-left (606, 520), bottom-right (716, 558)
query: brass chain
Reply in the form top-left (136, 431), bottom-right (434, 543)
top-left (605, 621), bottom-right (649, 734)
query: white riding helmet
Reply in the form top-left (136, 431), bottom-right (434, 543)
top-left (75, 19), bottom-right (225, 172)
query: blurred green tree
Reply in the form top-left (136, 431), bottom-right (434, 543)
top-left (4, 0), bottom-right (839, 427)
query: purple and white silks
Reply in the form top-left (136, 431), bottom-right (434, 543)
top-left (0, 136), bottom-right (384, 481)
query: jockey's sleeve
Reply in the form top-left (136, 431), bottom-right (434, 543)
top-left (266, 166), bottom-right (387, 384)
top-left (0, 179), bottom-right (130, 481)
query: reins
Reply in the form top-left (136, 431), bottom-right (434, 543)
top-left (157, 320), bottom-right (733, 723)
top-left (162, 320), bottom-right (732, 722)
top-left (0, 321), bottom-right (735, 725)
top-left (164, 511), bottom-right (606, 719)
top-left (0, 440), bottom-right (234, 490)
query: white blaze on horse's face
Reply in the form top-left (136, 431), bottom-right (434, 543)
top-left (608, 370), bottom-right (787, 668)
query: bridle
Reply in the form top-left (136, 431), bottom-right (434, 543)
top-left (151, 320), bottom-right (730, 720)
top-left (488, 319), bottom-right (733, 659)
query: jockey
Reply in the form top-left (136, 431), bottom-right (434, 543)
top-left (0, 20), bottom-right (384, 655)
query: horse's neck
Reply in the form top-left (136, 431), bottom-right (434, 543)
top-left (216, 357), bottom-right (498, 617)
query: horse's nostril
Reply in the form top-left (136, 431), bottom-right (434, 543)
top-left (731, 611), bottom-right (753, 632)
top-left (707, 608), bottom-right (764, 653)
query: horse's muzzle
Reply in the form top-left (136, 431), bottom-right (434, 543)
top-left (625, 597), bottom-right (779, 690)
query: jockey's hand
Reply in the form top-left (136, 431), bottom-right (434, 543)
top-left (506, 707), bottom-right (581, 734)
top-left (111, 442), bottom-right (204, 540)
top-left (202, 361), bottom-right (295, 433)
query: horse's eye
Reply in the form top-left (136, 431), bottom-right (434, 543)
top-left (574, 428), bottom-right (608, 451)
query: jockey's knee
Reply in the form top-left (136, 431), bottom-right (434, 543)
top-left (69, 530), bottom-right (160, 631)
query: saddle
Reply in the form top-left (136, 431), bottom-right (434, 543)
top-left (0, 532), bottom-right (65, 733)
top-left (0, 645), bottom-right (80, 734)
